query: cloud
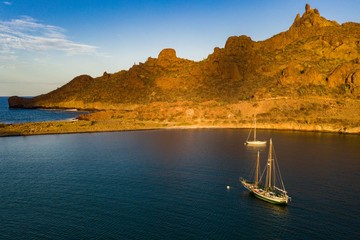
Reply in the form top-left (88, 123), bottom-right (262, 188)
top-left (3, 1), bottom-right (12, 5)
top-left (0, 16), bottom-right (97, 56)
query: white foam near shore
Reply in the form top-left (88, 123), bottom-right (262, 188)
top-left (64, 109), bottom-right (79, 112)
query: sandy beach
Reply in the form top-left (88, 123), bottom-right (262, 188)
top-left (1, 117), bottom-right (359, 137)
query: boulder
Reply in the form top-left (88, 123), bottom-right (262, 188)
top-left (157, 48), bottom-right (178, 68)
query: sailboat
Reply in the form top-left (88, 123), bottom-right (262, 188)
top-left (240, 139), bottom-right (290, 205)
top-left (244, 116), bottom-right (266, 146)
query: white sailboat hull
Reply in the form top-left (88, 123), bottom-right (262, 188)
top-left (240, 179), bottom-right (289, 205)
top-left (244, 117), bottom-right (266, 146)
top-left (245, 140), bottom-right (267, 146)
top-left (252, 188), bottom-right (289, 205)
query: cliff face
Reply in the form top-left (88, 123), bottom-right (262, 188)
top-left (9, 4), bottom-right (360, 109)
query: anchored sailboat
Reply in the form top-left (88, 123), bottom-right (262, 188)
top-left (240, 139), bottom-right (290, 205)
top-left (244, 116), bottom-right (266, 146)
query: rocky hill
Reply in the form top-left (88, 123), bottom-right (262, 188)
top-left (6, 4), bottom-right (360, 135)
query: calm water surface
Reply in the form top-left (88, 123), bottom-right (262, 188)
top-left (0, 129), bottom-right (359, 239)
top-left (0, 97), bottom-right (86, 123)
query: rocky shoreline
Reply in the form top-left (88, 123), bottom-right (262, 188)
top-left (1, 118), bottom-right (359, 137)
top-left (2, 96), bottom-right (360, 137)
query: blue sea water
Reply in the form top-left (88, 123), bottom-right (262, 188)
top-left (0, 129), bottom-right (359, 239)
top-left (0, 97), bottom-right (86, 123)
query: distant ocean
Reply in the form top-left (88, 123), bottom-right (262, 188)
top-left (0, 97), bottom-right (87, 123)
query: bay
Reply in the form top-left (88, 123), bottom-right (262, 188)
top-left (0, 129), bottom-right (359, 239)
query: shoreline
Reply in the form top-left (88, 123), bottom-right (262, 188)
top-left (2, 97), bottom-right (360, 137)
top-left (1, 119), bottom-right (359, 137)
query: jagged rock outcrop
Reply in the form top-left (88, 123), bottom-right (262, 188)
top-left (291, 4), bottom-right (338, 28)
top-left (9, 4), bottom-right (360, 109)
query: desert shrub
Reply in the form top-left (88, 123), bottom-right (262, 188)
top-left (340, 84), bottom-right (351, 93)
top-left (287, 117), bottom-right (296, 122)
top-left (298, 87), bottom-right (306, 96)
top-left (257, 112), bottom-right (271, 118)
top-left (179, 122), bottom-right (192, 126)
top-left (314, 85), bottom-right (327, 95)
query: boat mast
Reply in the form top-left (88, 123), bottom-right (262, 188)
top-left (254, 116), bottom-right (257, 141)
top-left (265, 139), bottom-right (273, 190)
top-left (255, 151), bottom-right (260, 186)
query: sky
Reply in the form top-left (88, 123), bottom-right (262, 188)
top-left (1, 0), bottom-right (359, 96)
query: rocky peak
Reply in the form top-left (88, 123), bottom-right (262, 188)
top-left (224, 35), bottom-right (254, 56)
top-left (158, 48), bottom-right (177, 60)
top-left (290, 4), bottom-right (339, 29)
top-left (225, 35), bottom-right (253, 49)
top-left (156, 48), bottom-right (178, 67)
